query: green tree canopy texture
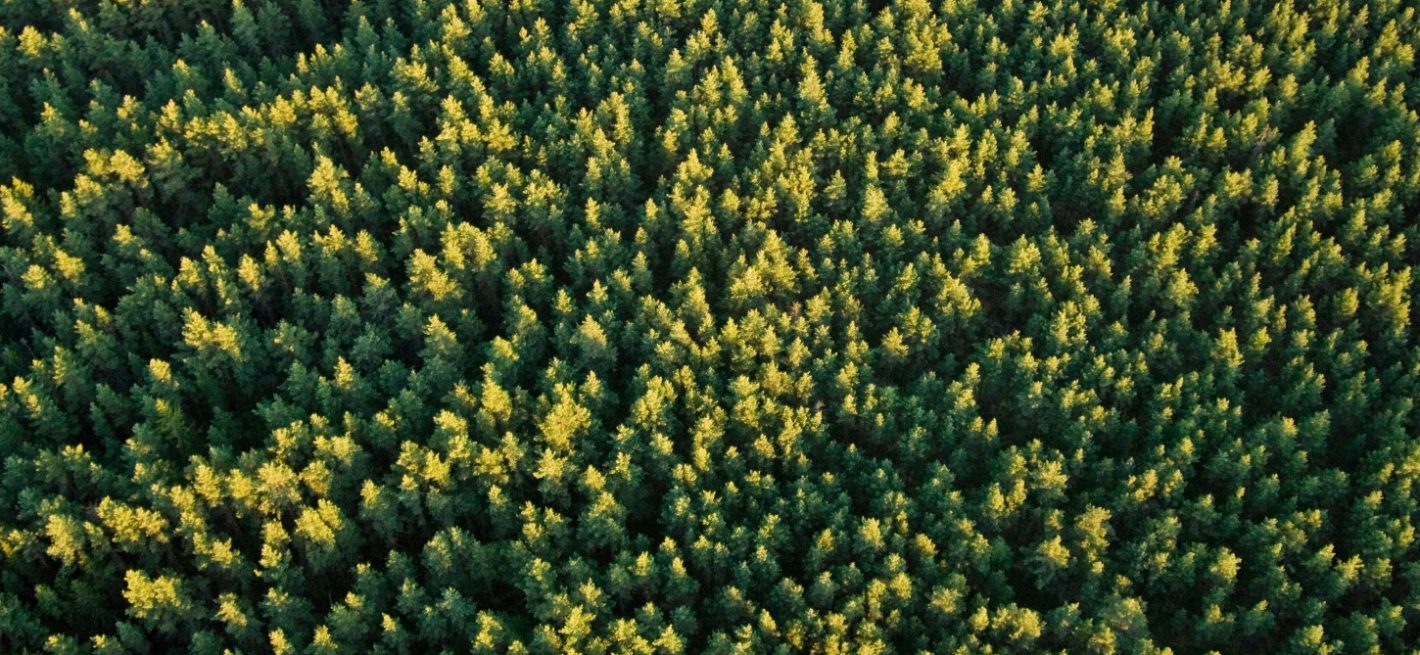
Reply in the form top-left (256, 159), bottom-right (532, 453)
top-left (1, 0), bottom-right (1418, 653)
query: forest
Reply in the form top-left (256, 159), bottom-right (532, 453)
top-left (0, 0), bottom-right (1418, 653)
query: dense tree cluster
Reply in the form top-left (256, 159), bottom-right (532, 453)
top-left (1, 0), bottom-right (1418, 652)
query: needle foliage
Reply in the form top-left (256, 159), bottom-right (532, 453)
top-left (1, 0), bottom-right (1419, 653)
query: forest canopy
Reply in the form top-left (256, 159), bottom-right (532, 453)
top-left (1, 0), bottom-right (1419, 653)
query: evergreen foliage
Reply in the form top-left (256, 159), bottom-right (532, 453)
top-left (1, 0), bottom-right (1419, 652)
